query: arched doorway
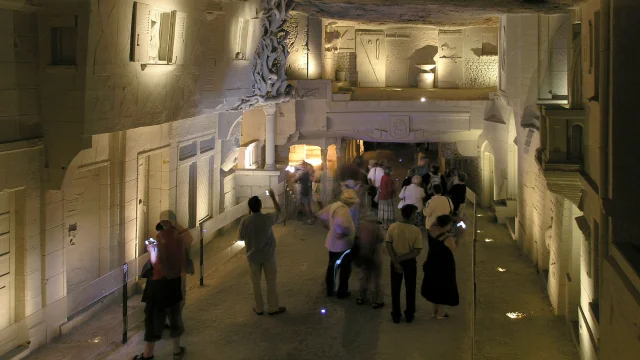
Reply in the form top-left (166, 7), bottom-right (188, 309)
top-left (481, 141), bottom-right (495, 208)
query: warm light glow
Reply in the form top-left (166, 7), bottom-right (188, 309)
top-left (477, 230), bottom-right (483, 233)
top-left (235, 240), bottom-right (245, 246)
top-left (420, 97), bottom-right (427, 102)
top-left (497, 267), bottom-right (507, 272)
top-left (485, 238), bottom-right (494, 242)
top-left (305, 158), bottom-right (322, 166)
top-left (506, 312), bottom-right (526, 319)
top-left (288, 144), bottom-right (322, 167)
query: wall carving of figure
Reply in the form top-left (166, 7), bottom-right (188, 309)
top-left (221, 119), bottom-right (242, 171)
top-left (231, 0), bottom-right (296, 111)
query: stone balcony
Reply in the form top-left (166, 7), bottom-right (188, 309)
top-left (331, 85), bottom-right (496, 102)
top-left (536, 106), bottom-right (586, 206)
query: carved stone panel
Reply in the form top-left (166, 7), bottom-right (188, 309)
top-left (389, 115), bottom-right (410, 139)
top-left (356, 31), bottom-right (386, 87)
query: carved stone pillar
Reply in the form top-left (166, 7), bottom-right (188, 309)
top-left (336, 139), bottom-right (343, 170)
top-left (320, 147), bottom-right (328, 204)
top-left (264, 106), bottom-right (276, 170)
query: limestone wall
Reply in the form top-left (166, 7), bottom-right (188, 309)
top-left (463, 56), bottom-right (499, 88)
top-left (0, 9), bottom-right (41, 143)
top-left (0, 112), bottom-right (246, 357)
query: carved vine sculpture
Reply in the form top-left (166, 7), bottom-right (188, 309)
top-left (231, 0), bottom-right (296, 111)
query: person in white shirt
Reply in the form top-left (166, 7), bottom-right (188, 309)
top-left (367, 160), bottom-right (385, 211)
top-left (423, 184), bottom-right (453, 229)
top-left (399, 175), bottom-right (427, 227)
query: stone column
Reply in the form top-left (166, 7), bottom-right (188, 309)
top-left (263, 106), bottom-right (276, 170)
top-left (320, 147), bottom-right (328, 204)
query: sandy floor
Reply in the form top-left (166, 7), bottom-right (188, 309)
top-left (24, 148), bottom-right (578, 360)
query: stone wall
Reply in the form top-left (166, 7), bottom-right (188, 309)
top-left (0, 9), bottom-right (41, 143)
top-left (463, 56), bottom-right (499, 88)
top-left (335, 52), bottom-right (357, 85)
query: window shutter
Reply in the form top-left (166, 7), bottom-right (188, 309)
top-left (170, 11), bottom-right (187, 64)
top-left (132, 2), bottom-right (151, 62)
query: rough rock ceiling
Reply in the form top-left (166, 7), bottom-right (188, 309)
top-left (294, 0), bottom-right (585, 27)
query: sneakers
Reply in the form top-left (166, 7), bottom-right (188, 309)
top-left (405, 312), bottom-right (415, 323)
top-left (391, 312), bottom-right (401, 323)
top-left (372, 302), bottom-right (385, 309)
top-left (268, 307), bottom-right (287, 315)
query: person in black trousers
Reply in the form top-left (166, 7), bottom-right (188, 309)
top-left (385, 205), bottom-right (424, 323)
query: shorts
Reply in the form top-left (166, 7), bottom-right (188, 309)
top-left (144, 302), bottom-right (184, 342)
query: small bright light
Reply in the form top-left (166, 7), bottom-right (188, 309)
top-left (285, 165), bottom-right (295, 173)
top-left (91, 337), bottom-right (101, 343)
top-left (506, 312), bottom-right (526, 319)
top-left (477, 230), bottom-right (483, 233)
top-left (497, 267), bottom-right (507, 272)
top-left (235, 240), bottom-right (245, 245)
top-left (457, 221), bottom-right (466, 229)
top-left (420, 97), bottom-right (426, 102)
top-left (485, 238), bottom-right (494, 242)
top-left (477, 214), bottom-right (484, 217)
top-left (399, 158), bottom-right (403, 162)
top-left (320, 308), bottom-right (327, 314)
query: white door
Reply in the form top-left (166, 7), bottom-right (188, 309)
top-left (356, 31), bottom-right (386, 87)
top-left (65, 169), bottom-right (101, 295)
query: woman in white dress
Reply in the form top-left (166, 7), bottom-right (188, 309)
top-left (399, 175), bottom-right (426, 227)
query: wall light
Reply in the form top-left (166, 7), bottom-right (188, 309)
top-left (497, 267), bottom-right (507, 272)
top-left (420, 97), bottom-right (427, 102)
top-left (485, 238), bottom-right (494, 242)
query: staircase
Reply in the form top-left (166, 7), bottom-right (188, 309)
top-left (491, 199), bottom-right (516, 225)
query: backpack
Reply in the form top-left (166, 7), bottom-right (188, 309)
top-left (426, 173), bottom-right (441, 195)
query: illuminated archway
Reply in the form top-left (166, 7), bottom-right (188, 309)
top-left (481, 141), bottom-right (495, 208)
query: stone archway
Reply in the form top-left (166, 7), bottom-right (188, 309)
top-left (481, 141), bottom-right (495, 208)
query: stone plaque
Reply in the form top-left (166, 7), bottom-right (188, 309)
top-left (389, 115), bottom-right (410, 139)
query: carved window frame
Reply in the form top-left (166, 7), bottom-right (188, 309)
top-left (130, 2), bottom-right (187, 65)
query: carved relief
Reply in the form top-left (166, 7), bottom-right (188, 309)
top-left (231, 0), bottom-right (296, 111)
top-left (325, 26), bottom-right (355, 53)
top-left (389, 115), bottom-right (410, 139)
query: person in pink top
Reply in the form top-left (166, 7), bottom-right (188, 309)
top-left (377, 167), bottom-right (396, 230)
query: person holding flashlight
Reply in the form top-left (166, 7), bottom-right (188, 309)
top-left (135, 220), bottom-right (185, 360)
top-left (238, 189), bottom-right (286, 316)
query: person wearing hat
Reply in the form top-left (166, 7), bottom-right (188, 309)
top-left (317, 189), bottom-right (359, 298)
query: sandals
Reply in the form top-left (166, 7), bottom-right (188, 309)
top-left (133, 354), bottom-right (154, 360)
top-left (173, 346), bottom-right (186, 359)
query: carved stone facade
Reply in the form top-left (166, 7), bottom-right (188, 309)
top-left (232, 0), bottom-right (296, 110)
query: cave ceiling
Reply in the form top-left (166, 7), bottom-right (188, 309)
top-left (293, 0), bottom-right (585, 27)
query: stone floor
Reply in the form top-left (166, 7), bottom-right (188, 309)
top-left (22, 147), bottom-right (579, 360)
